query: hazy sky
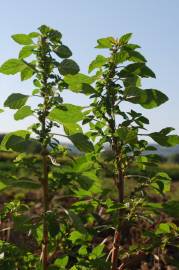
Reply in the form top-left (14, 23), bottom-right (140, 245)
top-left (0, 0), bottom-right (179, 136)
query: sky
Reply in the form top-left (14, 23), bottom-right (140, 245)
top-left (0, 0), bottom-right (179, 137)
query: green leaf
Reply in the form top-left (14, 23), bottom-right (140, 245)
top-left (137, 116), bottom-right (149, 125)
top-left (123, 43), bottom-right (141, 50)
top-left (116, 127), bottom-right (137, 143)
top-left (54, 45), bottom-right (72, 58)
top-left (38, 25), bottom-right (51, 35)
top-left (5, 136), bottom-right (28, 152)
top-left (90, 244), bottom-right (104, 259)
top-left (10, 180), bottom-right (41, 189)
top-left (21, 66), bottom-right (34, 81)
top-left (145, 202), bottom-right (162, 210)
top-left (0, 59), bottom-right (26, 75)
top-left (33, 79), bottom-right (41, 87)
top-left (163, 201), bottom-right (179, 218)
top-left (6, 137), bottom-right (39, 153)
top-left (48, 29), bottom-right (62, 43)
top-left (88, 55), bottom-right (107, 73)
top-left (136, 156), bottom-right (149, 170)
top-left (14, 106), bottom-right (33, 120)
top-left (151, 134), bottom-right (179, 147)
top-left (114, 50), bottom-right (129, 64)
top-left (128, 50), bottom-right (146, 63)
top-left (11, 34), bottom-right (33, 45)
top-left (0, 109), bottom-right (4, 113)
top-left (28, 32), bottom-right (40, 38)
top-left (58, 59), bottom-right (80, 75)
top-left (119, 33), bottom-right (132, 44)
top-left (32, 89), bottom-right (40, 95)
top-left (0, 181), bottom-right (7, 191)
top-left (123, 76), bottom-right (141, 88)
top-left (4, 93), bottom-right (29, 109)
top-left (64, 73), bottom-right (95, 92)
top-left (68, 133), bottom-right (94, 152)
top-left (96, 37), bottom-right (115, 49)
top-left (1, 130), bottom-right (30, 150)
top-left (149, 128), bottom-right (179, 146)
top-left (54, 256), bottom-right (69, 268)
top-left (19, 45), bottom-right (36, 59)
top-left (68, 231), bottom-right (84, 244)
top-left (81, 83), bottom-right (95, 95)
top-left (115, 49), bottom-right (146, 64)
top-left (151, 172), bottom-right (171, 193)
top-left (78, 246), bottom-right (88, 255)
top-left (155, 223), bottom-right (171, 234)
top-left (13, 215), bottom-right (32, 232)
top-left (167, 135), bottom-right (179, 145)
top-left (157, 127), bottom-right (175, 135)
top-left (48, 104), bottom-right (83, 124)
top-left (63, 123), bottom-right (82, 135)
top-left (124, 87), bottom-right (168, 109)
top-left (73, 156), bottom-right (94, 173)
top-left (142, 89), bottom-right (168, 109)
top-left (0, 131), bottom-right (40, 153)
top-left (74, 173), bottom-right (101, 196)
top-left (68, 210), bottom-right (87, 233)
top-left (120, 63), bottom-right (156, 78)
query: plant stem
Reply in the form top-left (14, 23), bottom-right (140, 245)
top-left (117, 166), bottom-right (124, 204)
top-left (38, 36), bottom-right (50, 270)
top-left (42, 151), bottom-right (49, 270)
top-left (41, 103), bottom-right (49, 270)
top-left (107, 45), bottom-right (125, 270)
top-left (111, 229), bottom-right (121, 270)
top-left (111, 156), bottom-right (124, 270)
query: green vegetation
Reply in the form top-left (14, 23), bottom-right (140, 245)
top-left (0, 26), bottom-right (179, 270)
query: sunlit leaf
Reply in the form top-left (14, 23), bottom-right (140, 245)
top-left (63, 123), bottom-right (82, 135)
top-left (119, 33), bottom-right (132, 44)
top-left (14, 106), bottom-right (33, 120)
top-left (155, 223), bottom-right (171, 234)
top-left (64, 73), bottom-right (95, 92)
top-left (0, 59), bottom-right (26, 75)
top-left (54, 256), bottom-right (69, 268)
top-left (96, 37), bottom-right (115, 49)
top-left (19, 45), bottom-right (36, 59)
top-left (21, 66), bottom-right (34, 81)
top-left (88, 55), bottom-right (107, 73)
top-left (11, 34), bottom-right (33, 45)
top-left (48, 104), bottom-right (83, 124)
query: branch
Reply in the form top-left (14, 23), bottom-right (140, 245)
top-left (22, 59), bottom-right (38, 73)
